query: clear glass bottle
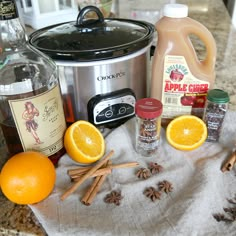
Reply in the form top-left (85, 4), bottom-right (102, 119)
top-left (0, 0), bottom-right (67, 166)
top-left (135, 98), bottom-right (163, 156)
top-left (203, 89), bottom-right (229, 142)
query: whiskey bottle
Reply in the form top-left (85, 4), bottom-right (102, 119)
top-left (0, 0), bottom-right (67, 166)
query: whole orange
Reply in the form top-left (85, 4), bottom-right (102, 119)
top-left (0, 151), bottom-right (56, 205)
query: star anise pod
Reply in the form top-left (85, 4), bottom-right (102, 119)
top-left (224, 207), bottom-right (236, 220)
top-left (212, 194), bottom-right (236, 223)
top-left (144, 187), bottom-right (161, 202)
top-left (104, 191), bottom-right (123, 206)
top-left (227, 195), bottom-right (236, 205)
top-left (213, 213), bottom-right (234, 223)
top-left (136, 168), bottom-right (151, 179)
top-left (158, 180), bottom-right (173, 193)
top-left (148, 162), bottom-right (164, 174)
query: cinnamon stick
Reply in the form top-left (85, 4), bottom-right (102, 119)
top-left (71, 168), bottom-right (112, 182)
top-left (68, 166), bottom-right (91, 176)
top-left (111, 162), bottom-right (139, 169)
top-left (68, 162), bottom-right (139, 179)
top-left (60, 150), bottom-right (114, 201)
top-left (221, 150), bottom-right (236, 172)
top-left (81, 160), bottom-right (111, 205)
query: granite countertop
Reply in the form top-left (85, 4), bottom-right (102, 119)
top-left (0, 0), bottom-right (235, 235)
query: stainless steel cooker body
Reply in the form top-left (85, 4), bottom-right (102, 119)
top-left (57, 45), bottom-right (150, 127)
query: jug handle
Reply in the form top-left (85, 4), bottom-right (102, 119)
top-left (183, 20), bottom-right (217, 72)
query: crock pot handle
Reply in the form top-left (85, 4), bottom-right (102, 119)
top-left (76, 5), bottom-right (104, 26)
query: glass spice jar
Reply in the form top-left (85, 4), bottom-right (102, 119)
top-left (203, 89), bottom-right (229, 142)
top-left (135, 98), bottom-right (163, 156)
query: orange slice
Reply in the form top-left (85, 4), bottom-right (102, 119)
top-left (64, 120), bottom-right (105, 164)
top-left (166, 115), bottom-right (207, 151)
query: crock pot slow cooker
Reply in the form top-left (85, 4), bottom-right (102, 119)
top-left (29, 6), bottom-right (155, 128)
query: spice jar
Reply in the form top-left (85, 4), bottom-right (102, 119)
top-left (203, 89), bottom-right (229, 142)
top-left (135, 98), bottom-right (163, 156)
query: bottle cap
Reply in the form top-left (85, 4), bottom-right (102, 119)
top-left (135, 98), bottom-right (163, 119)
top-left (0, 0), bottom-right (18, 20)
top-left (207, 89), bottom-right (230, 104)
top-left (163, 4), bottom-right (188, 18)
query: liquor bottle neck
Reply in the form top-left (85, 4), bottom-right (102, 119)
top-left (0, 0), bottom-right (27, 54)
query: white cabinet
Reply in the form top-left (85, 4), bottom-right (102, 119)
top-left (19, 0), bottom-right (78, 29)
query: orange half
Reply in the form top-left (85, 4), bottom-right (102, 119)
top-left (166, 115), bottom-right (207, 151)
top-left (64, 120), bottom-right (105, 164)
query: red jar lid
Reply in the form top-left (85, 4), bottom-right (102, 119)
top-left (135, 98), bottom-right (163, 119)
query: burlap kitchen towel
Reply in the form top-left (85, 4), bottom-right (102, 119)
top-left (29, 111), bottom-right (236, 236)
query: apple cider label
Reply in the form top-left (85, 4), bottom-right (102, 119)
top-left (9, 85), bottom-right (66, 156)
top-left (162, 55), bottom-right (210, 119)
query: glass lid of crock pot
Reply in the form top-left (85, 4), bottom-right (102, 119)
top-left (29, 6), bottom-right (154, 61)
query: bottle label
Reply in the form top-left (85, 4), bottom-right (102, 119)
top-left (161, 55), bottom-right (210, 118)
top-left (203, 103), bottom-right (227, 142)
top-left (8, 85), bottom-right (67, 156)
top-left (0, 1), bottom-right (18, 20)
top-left (136, 118), bottom-right (161, 156)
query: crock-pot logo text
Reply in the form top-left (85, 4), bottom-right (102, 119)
top-left (97, 71), bottom-right (126, 81)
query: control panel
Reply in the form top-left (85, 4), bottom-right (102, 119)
top-left (87, 88), bottom-right (136, 127)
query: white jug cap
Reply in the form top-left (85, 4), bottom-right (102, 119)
top-left (163, 4), bottom-right (188, 18)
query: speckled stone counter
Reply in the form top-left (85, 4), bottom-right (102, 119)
top-left (0, 0), bottom-right (235, 235)
top-left (0, 146), bottom-right (47, 236)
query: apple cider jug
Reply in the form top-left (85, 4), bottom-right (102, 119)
top-left (151, 4), bottom-right (217, 127)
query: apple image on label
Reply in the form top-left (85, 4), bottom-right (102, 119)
top-left (180, 95), bottom-right (195, 106)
